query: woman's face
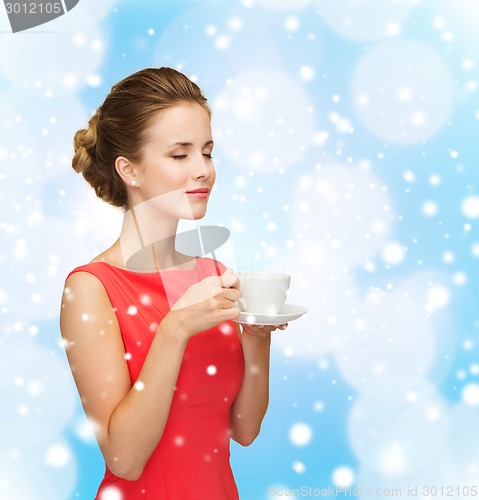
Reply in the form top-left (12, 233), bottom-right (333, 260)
top-left (129, 102), bottom-right (216, 220)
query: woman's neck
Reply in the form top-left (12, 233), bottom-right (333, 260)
top-left (118, 203), bottom-right (184, 272)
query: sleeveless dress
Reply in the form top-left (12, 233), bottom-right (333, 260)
top-left (65, 257), bottom-right (245, 500)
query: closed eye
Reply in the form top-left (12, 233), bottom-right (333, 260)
top-left (172, 154), bottom-right (213, 160)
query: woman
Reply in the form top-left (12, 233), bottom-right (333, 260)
top-left (60, 67), bottom-right (287, 499)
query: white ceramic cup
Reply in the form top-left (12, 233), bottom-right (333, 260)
top-left (236, 272), bottom-right (291, 315)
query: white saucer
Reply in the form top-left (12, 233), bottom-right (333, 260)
top-left (233, 304), bottom-right (308, 326)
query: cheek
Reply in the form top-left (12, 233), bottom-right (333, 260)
top-left (154, 168), bottom-right (189, 190)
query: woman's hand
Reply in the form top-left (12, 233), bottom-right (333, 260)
top-left (166, 268), bottom-right (241, 338)
top-left (171, 268), bottom-right (237, 310)
top-left (240, 323), bottom-right (288, 339)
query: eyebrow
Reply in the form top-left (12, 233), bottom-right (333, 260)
top-left (168, 140), bottom-right (214, 149)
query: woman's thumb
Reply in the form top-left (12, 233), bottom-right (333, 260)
top-left (220, 268), bottom-right (236, 288)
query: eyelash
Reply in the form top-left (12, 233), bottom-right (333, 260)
top-left (172, 154), bottom-right (213, 160)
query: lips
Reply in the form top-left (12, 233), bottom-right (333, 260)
top-left (186, 188), bottom-right (210, 194)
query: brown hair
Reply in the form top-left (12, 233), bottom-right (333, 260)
top-left (72, 67), bottom-right (211, 209)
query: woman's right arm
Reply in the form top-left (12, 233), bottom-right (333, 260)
top-left (60, 269), bottom-right (240, 481)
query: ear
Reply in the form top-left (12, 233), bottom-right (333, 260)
top-left (115, 156), bottom-right (138, 187)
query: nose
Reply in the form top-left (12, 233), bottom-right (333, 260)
top-left (193, 153), bottom-right (213, 180)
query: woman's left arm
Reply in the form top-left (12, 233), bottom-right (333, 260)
top-left (229, 322), bottom-right (287, 446)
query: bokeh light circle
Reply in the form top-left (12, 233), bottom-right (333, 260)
top-left (0, 437), bottom-right (77, 499)
top-left (461, 196), bottom-right (479, 218)
top-left (289, 422), bottom-right (313, 446)
top-left (291, 165), bottom-right (395, 259)
top-left (213, 69), bottom-right (314, 172)
top-left (314, 0), bottom-right (417, 41)
top-left (152, 6), bottom-right (282, 86)
top-left (0, 87), bottom-right (87, 179)
top-left (349, 380), bottom-right (449, 475)
top-left (382, 242), bottom-right (405, 265)
top-left (332, 466), bottom-right (355, 487)
top-left (334, 275), bottom-right (440, 391)
top-left (352, 40), bottom-right (453, 144)
top-left (100, 486), bottom-right (124, 500)
top-left (462, 383), bottom-right (479, 406)
top-left (0, 21), bottom-right (107, 89)
top-left (0, 343), bottom-right (77, 446)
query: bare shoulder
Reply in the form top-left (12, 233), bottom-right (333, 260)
top-left (62, 268), bottom-right (108, 305)
top-left (61, 237), bottom-right (132, 326)
top-left (60, 269), bottom-right (118, 341)
top-left (62, 240), bottom-right (123, 296)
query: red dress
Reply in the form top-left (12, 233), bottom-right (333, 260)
top-left (66, 257), bottom-right (244, 500)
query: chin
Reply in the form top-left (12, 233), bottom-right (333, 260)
top-left (193, 211), bottom-right (207, 220)
top-left (181, 209), bottom-right (207, 220)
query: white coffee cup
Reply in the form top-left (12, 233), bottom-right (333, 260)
top-left (236, 271), bottom-right (290, 315)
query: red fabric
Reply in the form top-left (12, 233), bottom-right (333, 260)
top-left (66, 257), bottom-right (244, 500)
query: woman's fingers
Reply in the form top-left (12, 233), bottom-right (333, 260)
top-left (219, 268), bottom-right (238, 289)
top-left (241, 323), bottom-right (289, 334)
top-left (222, 287), bottom-right (240, 302)
top-left (216, 295), bottom-right (240, 312)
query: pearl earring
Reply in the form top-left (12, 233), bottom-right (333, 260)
top-left (131, 180), bottom-right (137, 187)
